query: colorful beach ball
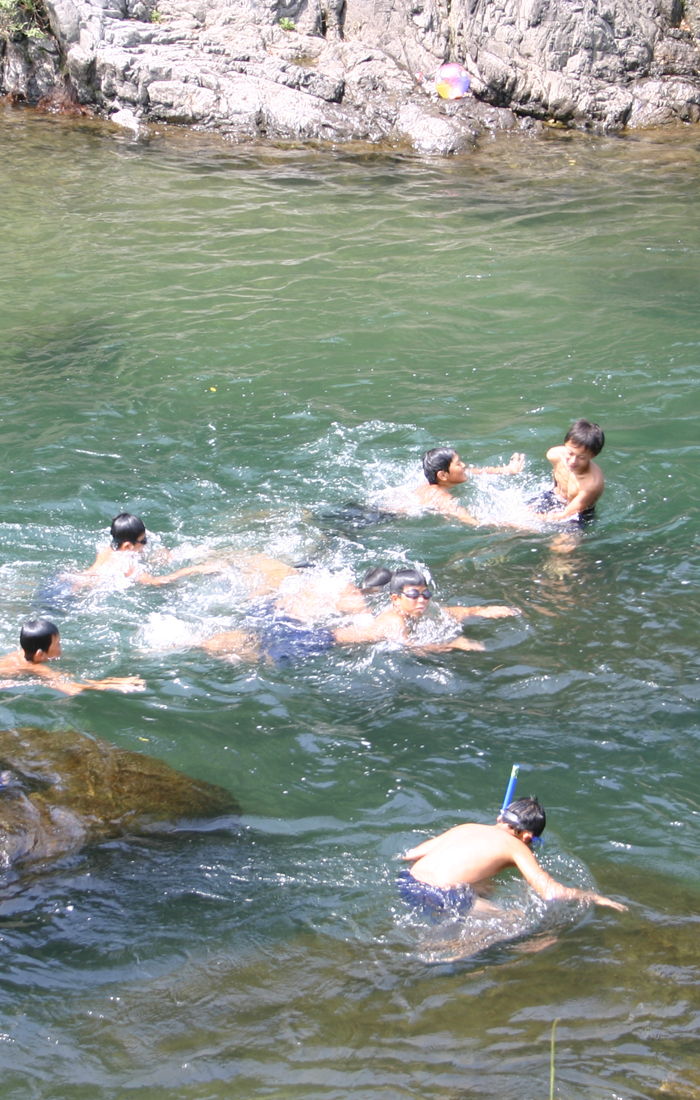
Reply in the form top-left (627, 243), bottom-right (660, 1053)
top-left (435, 63), bottom-right (471, 100)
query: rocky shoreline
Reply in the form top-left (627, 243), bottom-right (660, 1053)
top-left (2, 0), bottom-right (700, 154)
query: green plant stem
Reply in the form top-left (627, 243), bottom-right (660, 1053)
top-left (550, 1018), bottom-right (561, 1100)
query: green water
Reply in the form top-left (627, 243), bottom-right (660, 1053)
top-left (1, 105), bottom-right (700, 1099)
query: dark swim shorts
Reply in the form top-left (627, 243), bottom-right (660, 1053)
top-left (260, 616), bottom-right (336, 665)
top-left (528, 489), bottom-right (595, 527)
top-left (317, 502), bottom-right (397, 532)
top-left (397, 869), bottom-right (475, 916)
top-left (35, 575), bottom-right (76, 613)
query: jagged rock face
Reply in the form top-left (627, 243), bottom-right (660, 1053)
top-left (1, 0), bottom-right (699, 150)
top-left (0, 727), bottom-right (239, 871)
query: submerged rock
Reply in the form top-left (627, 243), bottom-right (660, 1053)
top-left (0, 727), bottom-right (239, 871)
top-left (1, 0), bottom-right (699, 148)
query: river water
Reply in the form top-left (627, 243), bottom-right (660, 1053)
top-left (1, 105), bottom-right (699, 1100)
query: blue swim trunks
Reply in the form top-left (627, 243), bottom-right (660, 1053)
top-left (398, 869), bottom-right (475, 916)
top-left (259, 616), bottom-right (335, 665)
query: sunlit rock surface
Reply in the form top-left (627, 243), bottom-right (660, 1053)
top-left (0, 727), bottom-right (239, 871)
top-left (1, 0), bottom-right (699, 149)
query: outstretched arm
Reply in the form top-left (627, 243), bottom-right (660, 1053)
top-left (511, 845), bottom-right (627, 911)
top-left (432, 495), bottom-right (480, 526)
top-left (469, 453), bottom-right (525, 476)
top-left (333, 617), bottom-right (485, 653)
top-left (443, 604), bottom-right (519, 621)
top-left (26, 666), bottom-right (145, 696)
top-left (534, 485), bottom-right (601, 523)
top-left (403, 835), bottom-right (443, 860)
top-left (138, 563), bottom-right (223, 587)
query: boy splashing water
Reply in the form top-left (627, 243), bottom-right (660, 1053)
top-left (531, 419), bottom-right (605, 525)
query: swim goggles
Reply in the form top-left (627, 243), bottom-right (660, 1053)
top-left (400, 588), bottom-right (432, 600)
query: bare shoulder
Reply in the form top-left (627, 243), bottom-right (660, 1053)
top-left (373, 609), bottom-right (406, 640)
top-left (0, 652), bottom-right (25, 676)
top-left (546, 445), bottom-right (565, 463)
top-left (85, 546), bottom-right (113, 573)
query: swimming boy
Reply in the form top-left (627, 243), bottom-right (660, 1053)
top-left (78, 513), bottom-right (221, 587)
top-left (198, 567), bottom-right (517, 663)
top-left (531, 419), bottom-right (605, 523)
top-left (409, 447), bottom-right (525, 526)
top-left (329, 567), bottom-right (518, 651)
top-left (0, 620), bottom-right (145, 696)
top-left (399, 797), bottom-right (626, 914)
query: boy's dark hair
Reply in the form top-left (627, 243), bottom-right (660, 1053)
top-left (564, 419), bottom-right (604, 456)
top-left (111, 513), bottom-right (146, 548)
top-left (20, 619), bottom-right (59, 661)
top-left (389, 568), bottom-right (429, 595)
top-left (423, 447), bottom-right (457, 485)
top-left (501, 797), bottom-right (546, 837)
top-left (361, 566), bottom-right (393, 591)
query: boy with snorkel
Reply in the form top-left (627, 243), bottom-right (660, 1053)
top-left (400, 796), bottom-right (627, 915)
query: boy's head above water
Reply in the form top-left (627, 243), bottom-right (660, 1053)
top-left (111, 513), bottom-right (147, 550)
top-left (389, 569), bottom-right (433, 617)
top-left (564, 419), bottom-right (605, 457)
top-left (422, 447), bottom-right (466, 486)
top-left (497, 796), bottom-right (546, 842)
top-left (20, 619), bottom-right (60, 662)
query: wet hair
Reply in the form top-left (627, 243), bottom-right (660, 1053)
top-left (20, 619), bottom-right (59, 661)
top-left (361, 566), bottom-right (393, 591)
top-left (389, 568), bottom-right (429, 595)
top-left (564, 419), bottom-right (604, 456)
top-left (423, 447), bottom-right (457, 485)
top-left (111, 513), bottom-right (146, 548)
top-left (500, 797), bottom-right (546, 837)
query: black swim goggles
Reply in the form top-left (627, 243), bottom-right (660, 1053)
top-left (400, 588), bottom-right (432, 600)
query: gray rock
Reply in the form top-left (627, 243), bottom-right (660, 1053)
top-left (2, 0), bottom-right (699, 150)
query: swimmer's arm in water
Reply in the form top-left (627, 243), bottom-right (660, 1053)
top-left (468, 453), bottom-right (525, 477)
top-left (443, 604), bottom-right (520, 621)
top-left (402, 835), bottom-right (443, 860)
top-left (200, 630), bottom-right (261, 663)
top-left (0, 657), bottom-right (146, 696)
top-left (333, 615), bottom-right (485, 653)
top-left (436, 494), bottom-right (480, 527)
top-left (415, 484), bottom-right (479, 526)
top-left (532, 485), bottom-right (598, 523)
top-left (511, 844), bottom-right (628, 911)
top-left (137, 563), bottom-right (224, 587)
top-left (82, 547), bottom-right (114, 576)
top-left (69, 675), bottom-right (146, 695)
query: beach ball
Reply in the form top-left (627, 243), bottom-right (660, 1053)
top-left (435, 63), bottom-right (471, 100)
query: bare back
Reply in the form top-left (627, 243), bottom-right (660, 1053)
top-left (405, 823), bottom-right (536, 888)
top-left (403, 822), bottom-right (627, 909)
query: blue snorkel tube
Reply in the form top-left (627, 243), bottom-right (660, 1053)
top-left (501, 763), bottom-right (519, 812)
top-left (500, 763), bottom-right (543, 846)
